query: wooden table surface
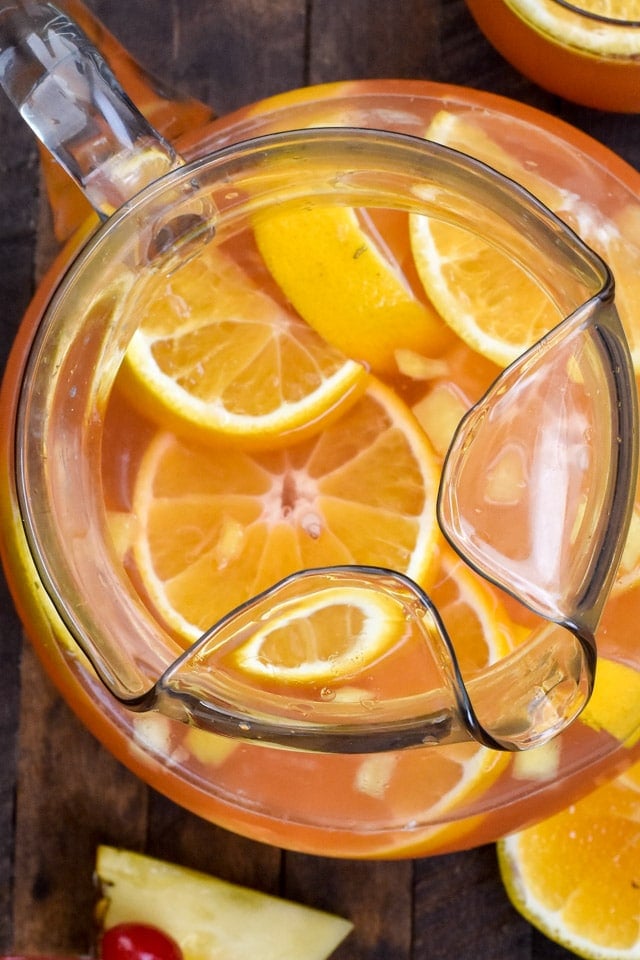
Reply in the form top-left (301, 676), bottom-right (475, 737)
top-left (1, 2), bottom-right (640, 958)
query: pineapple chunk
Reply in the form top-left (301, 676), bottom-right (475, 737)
top-left (95, 846), bottom-right (352, 960)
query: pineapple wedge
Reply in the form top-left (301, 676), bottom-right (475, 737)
top-left (95, 846), bottom-right (352, 960)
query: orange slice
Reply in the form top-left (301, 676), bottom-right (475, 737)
top-left (410, 111), bottom-right (562, 367)
top-left (429, 547), bottom-right (517, 677)
top-left (227, 543), bottom-right (515, 688)
top-left (613, 494), bottom-right (640, 595)
top-left (120, 245), bottom-right (368, 448)
top-left (422, 109), bottom-right (567, 210)
top-left (498, 749), bottom-right (640, 958)
top-left (128, 376), bottom-right (441, 644)
top-left (604, 204), bottom-right (640, 372)
top-left (231, 583), bottom-right (408, 685)
top-left (411, 109), bottom-right (640, 374)
top-left (195, 545), bottom-right (517, 857)
top-left (411, 211), bottom-right (560, 367)
top-left (254, 203), bottom-right (451, 375)
top-left (350, 549), bottom-right (516, 856)
top-left (579, 658), bottom-right (640, 745)
top-left (506, 0), bottom-right (640, 57)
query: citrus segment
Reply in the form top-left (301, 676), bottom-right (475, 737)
top-left (580, 658), bottom-right (640, 745)
top-left (410, 112), bottom-right (562, 367)
top-left (420, 109), bottom-right (584, 213)
top-left (129, 377), bottom-right (441, 644)
top-left (430, 547), bottom-right (515, 677)
top-left (349, 549), bottom-right (517, 856)
top-left (604, 205), bottom-right (640, 371)
top-left (120, 245), bottom-right (368, 448)
top-left (498, 754), bottom-right (640, 958)
top-left (614, 497), bottom-right (640, 595)
top-left (507, 0), bottom-right (640, 56)
top-left (232, 584), bottom-right (406, 685)
top-left (410, 209), bottom-right (562, 367)
top-left (413, 110), bottom-right (640, 373)
top-left (254, 203), bottom-right (451, 375)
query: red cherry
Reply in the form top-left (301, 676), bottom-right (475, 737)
top-left (100, 923), bottom-right (183, 960)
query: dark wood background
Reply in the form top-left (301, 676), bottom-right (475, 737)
top-left (1, 2), bottom-right (640, 958)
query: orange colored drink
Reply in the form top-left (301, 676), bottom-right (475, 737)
top-left (3, 81), bottom-right (640, 859)
top-left (465, 0), bottom-right (640, 113)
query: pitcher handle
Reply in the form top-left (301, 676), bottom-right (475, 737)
top-left (57, 0), bottom-right (214, 142)
top-left (44, 0), bottom-right (215, 241)
top-left (0, 0), bottom-right (184, 220)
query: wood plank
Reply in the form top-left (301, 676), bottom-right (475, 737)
top-left (414, 847), bottom-right (531, 958)
top-left (0, 85), bottom-right (40, 957)
top-left (0, 105), bottom-right (39, 338)
top-left (308, 0), bottom-right (437, 83)
top-left (0, 587), bottom-right (24, 953)
top-left (435, 0), bottom-right (545, 99)
top-left (145, 793), bottom-right (282, 894)
top-left (284, 854), bottom-right (412, 960)
top-left (12, 646), bottom-right (149, 956)
top-left (90, 0), bottom-right (308, 116)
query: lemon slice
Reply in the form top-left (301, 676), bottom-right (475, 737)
top-left (120, 245), bottom-right (368, 448)
top-left (254, 203), bottom-right (451, 375)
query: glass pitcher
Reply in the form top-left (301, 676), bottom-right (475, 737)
top-left (0, 0), bottom-right (639, 859)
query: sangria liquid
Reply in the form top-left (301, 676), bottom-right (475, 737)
top-left (465, 0), bottom-right (640, 113)
top-left (3, 81), bottom-right (640, 859)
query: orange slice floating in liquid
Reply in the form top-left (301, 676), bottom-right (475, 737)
top-left (128, 377), bottom-right (441, 645)
top-left (120, 245), bottom-right (369, 449)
